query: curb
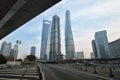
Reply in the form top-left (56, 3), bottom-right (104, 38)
top-left (38, 64), bottom-right (45, 80)
top-left (41, 71), bottom-right (45, 80)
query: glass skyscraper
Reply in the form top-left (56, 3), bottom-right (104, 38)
top-left (109, 38), bottom-right (120, 58)
top-left (10, 49), bottom-right (15, 59)
top-left (95, 30), bottom-right (110, 59)
top-left (49, 15), bottom-right (61, 60)
top-left (40, 20), bottom-right (51, 60)
top-left (13, 44), bottom-right (18, 59)
top-left (30, 46), bottom-right (36, 56)
top-left (9, 44), bottom-right (18, 60)
top-left (92, 40), bottom-right (98, 59)
top-left (65, 10), bottom-right (75, 59)
top-left (1, 41), bottom-right (7, 56)
top-left (1, 41), bottom-right (12, 57)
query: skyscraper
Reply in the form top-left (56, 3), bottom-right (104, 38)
top-left (90, 52), bottom-right (94, 59)
top-left (95, 30), bottom-right (110, 59)
top-left (40, 20), bottom-right (51, 60)
top-left (65, 10), bottom-right (75, 59)
top-left (31, 46), bottom-right (36, 56)
top-left (10, 49), bottom-right (15, 59)
top-left (49, 15), bottom-right (61, 60)
top-left (92, 40), bottom-right (98, 59)
top-left (109, 38), bottom-right (120, 58)
top-left (1, 41), bottom-right (12, 57)
top-left (1, 41), bottom-right (7, 56)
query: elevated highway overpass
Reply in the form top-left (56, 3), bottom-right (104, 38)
top-left (0, 0), bottom-right (61, 39)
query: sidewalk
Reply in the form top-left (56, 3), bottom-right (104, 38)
top-left (0, 65), bottom-right (39, 80)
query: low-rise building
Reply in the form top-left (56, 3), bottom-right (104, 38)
top-left (90, 52), bottom-right (94, 59)
top-left (74, 51), bottom-right (84, 59)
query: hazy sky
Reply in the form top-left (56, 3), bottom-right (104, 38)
top-left (0, 0), bottom-right (120, 59)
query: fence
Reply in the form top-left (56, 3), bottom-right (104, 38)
top-left (71, 63), bottom-right (120, 79)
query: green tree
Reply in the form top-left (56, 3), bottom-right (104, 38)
top-left (25, 55), bottom-right (36, 62)
top-left (17, 59), bottom-right (22, 62)
top-left (0, 54), bottom-right (7, 64)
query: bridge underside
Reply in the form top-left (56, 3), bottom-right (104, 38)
top-left (0, 0), bottom-right (61, 39)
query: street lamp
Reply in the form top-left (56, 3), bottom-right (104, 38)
top-left (13, 40), bottom-right (21, 65)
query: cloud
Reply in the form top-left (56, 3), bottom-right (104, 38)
top-left (72, 0), bottom-right (120, 20)
top-left (1, 0), bottom-right (120, 59)
top-left (106, 19), bottom-right (120, 42)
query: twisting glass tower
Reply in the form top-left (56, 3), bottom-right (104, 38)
top-left (49, 15), bottom-right (61, 60)
top-left (65, 10), bottom-right (75, 59)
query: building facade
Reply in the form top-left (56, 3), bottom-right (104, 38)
top-left (1, 41), bottom-right (7, 56)
top-left (49, 15), bottom-right (61, 60)
top-left (95, 30), bottom-right (110, 59)
top-left (9, 44), bottom-right (18, 60)
top-left (109, 38), bottom-right (120, 58)
top-left (10, 49), bottom-right (15, 59)
top-left (1, 41), bottom-right (12, 57)
top-left (40, 20), bottom-right (51, 60)
top-left (74, 51), bottom-right (84, 59)
top-left (92, 40), bottom-right (98, 59)
top-left (13, 44), bottom-right (18, 59)
top-left (65, 10), bottom-right (75, 59)
top-left (90, 52), bottom-right (94, 59)
top-left (31, 46), bottom-right (36, 56)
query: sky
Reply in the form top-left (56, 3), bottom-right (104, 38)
top-left (0, 0), bottom-right (120, 59)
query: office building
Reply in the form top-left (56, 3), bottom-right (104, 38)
top-left (14, 44), bottom-right (18, 59)
top-left (1, 41), bottom-right (7, 56)
top-left (1, 41), bottom-right (12, 57)
top-left (90, 52), bottom-right (94, 59)
top-left (10, 49), bottom-right (15, 60)
top-left (109, 38), bottom-right (120, 58)
top-left (31, 46), bottom-right (36, 56)
top-left (10, 49), bottom-right (15, 58)
top-left (92, 40), bottom-right (98, 59)
top-left (74, 51), bottom-right (84, 59)
top-left (95, 30), bottom-right (110, 59)
top-left (65, 10), bottom-right (75, 59)
top-left (49, 15), bottom-right (61, 60)
top-left (40, 20), bottom-right (51, 60)
top-left (1, 41), bottom-right (8, 56)
top-left (9, 44), bottom-right (18, 60)
top-left (56, 54), bottom-right (63, 60)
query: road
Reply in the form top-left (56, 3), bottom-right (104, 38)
top-left (41, 64), bottom-right (109, 80)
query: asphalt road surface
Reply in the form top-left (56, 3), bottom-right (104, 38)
top-left (42, 64), bottom-right (109, 80)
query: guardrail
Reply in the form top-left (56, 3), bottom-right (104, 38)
top-left (71, 63), bottom-right (120, 79)
top-left (0, 64), bottom-right (40, 80)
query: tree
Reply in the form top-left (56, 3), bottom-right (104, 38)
top-left (17, 59), bottom-right (22, 62)
top-left (25, 55), bottom-right (36, 62)
top-left (0, 54), bottom-right (7, 64)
